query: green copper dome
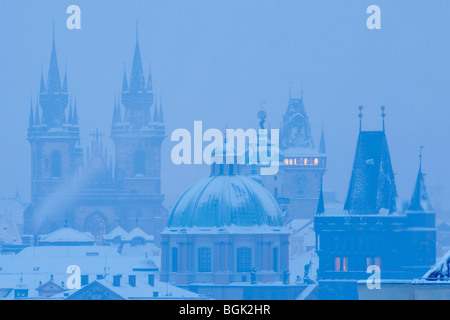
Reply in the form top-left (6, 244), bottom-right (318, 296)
top-left (167, 175), bottom-right (283, 228)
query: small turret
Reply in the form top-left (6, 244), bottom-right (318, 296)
top-left (28, 97), bottom-right (34, 127)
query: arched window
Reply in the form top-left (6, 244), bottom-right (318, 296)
top-left (133, 150), bottom-right (146, 176)
top-left (198, 247), bottom-right (212, 272)
top-left (51, 151), bottom-right (62, 178)
top-left (171, 247), bottom-right (178, 272)
top-left (237, 247), bottom-right (252, 272)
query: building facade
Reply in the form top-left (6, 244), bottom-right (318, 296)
top-left (313, 110), bottom-right (436, 299)
top-left (160, 148), bottom-right (290, 288)
top-left (241, 95), bottom-right (326, 222)
top-left (24, 29), bottom-right (168, 242)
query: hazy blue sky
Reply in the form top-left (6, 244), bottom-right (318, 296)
top-left (0, 0), bottom-right (449, 214)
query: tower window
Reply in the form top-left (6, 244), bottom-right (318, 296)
top-left (335, 257), bottom-right (340, 271)
top-left (198, 248), bottom-right (212, 272)
top-left (51, 151), bottom-right (62, 178)
top-left (171, 247), bottom-right (178, 272)
top-left (314, 158), bottom-right (319, 166)
top-left (133, 150), bottom-right (146, 176)
top-left (237, 247), bottom-right (252, 272)
top-left (343, 257), bottom-right (349, 272)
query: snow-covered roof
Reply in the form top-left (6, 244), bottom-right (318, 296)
top-left (0, 245), bottom-right (162, 299)
top-left (168, 175), bottom-right (283, 229)
top-left (38, 226), bottom-right (95, 244)
top-left (344, 131), bottom-right (397, 215)
top-left (162, 225), bottom-right (288, 235)
top-left (0, 212), bottom-right (22, 245)
top-left (0, 198), bottom-right (26, 226)
top-left (287, 219), bottom-right (312, 234)
top-left (63, 276), bottom-right (204, 300)
top-left (421, 250), bottom-right (450, 281)
top-left (103, 226), bottom-right (128, 240)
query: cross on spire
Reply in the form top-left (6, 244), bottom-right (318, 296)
top-left (358, 105), bottom-right (363, 131)
top-left (381, 105), bottom-right (386, 132)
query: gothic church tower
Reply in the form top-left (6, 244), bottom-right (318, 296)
top-left (25, 29), bottom-right (82, 234)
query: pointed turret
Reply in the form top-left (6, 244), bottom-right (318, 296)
top-left (72, 97), bottom-right (78, 125)
top-left (344, 107), bottom-right (397, 215)
top-left (29, 97), bottom-right (34, 127)
top-left (62, 66), bottom-right (68, 92)
top-left (408, 147), bottom-right (433, 212)
top-left (159, 97), bottom-right (164, 122)
top-left (129, 24), bottom-right (146, 93)
top-left (38, 25), bottom-right (69, 128)
top-left (122, 63), bottom-right (128, 92)
top-left (280, 91), bottom-right (314, 150)
top-left (34, 99), bottom-right (40, 125)
top-left (153, 97), bottom-right (159, 122)
top-left (319, 123), bottom-right (326, 154)
top-left (147, 63), bottom-right (153, 91)
top-left (46, 24), bottom-right (62, 93)
top-left (316, 177), bottom-right (325, 215)
top-left (117, 26), bottom-right (157, 129)
top-left (112, 97), bottom-right (122, 124)
top-left (39, 67), bottom-right (46, 93)
top-left (68, 97), bottom-right (73, 124)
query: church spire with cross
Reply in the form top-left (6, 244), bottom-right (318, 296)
top-left (37, 23), bottom-right (69, 129)
top-left (120, 22), bottom-right (154, 129)
top-left (408, 147), bottom-right (433, 212)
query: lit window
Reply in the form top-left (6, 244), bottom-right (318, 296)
top-left (198, 248), bottom-right (212, 272)
top-left (343, 257), bottom-right (348, 272)
top-left (314, 158), bottom-right (319, 166)
top-left (284, 159), bottom-right (289, 165)
top-left (289, 159), bottom-right (293, 165)
top-left (335, 257), bottom-right (340, 271)
top-left (294, 158), bottom-right (297, 165)
top-left (304, 158), bottom-right (308, 165)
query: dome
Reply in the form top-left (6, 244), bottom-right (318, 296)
top-left (167, 175), bottom-right (283, 229)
